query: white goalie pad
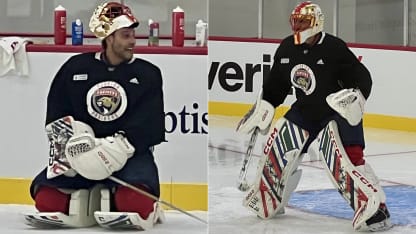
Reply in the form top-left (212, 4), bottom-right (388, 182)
top-left (242, 118), bottom-right (309, 219)
top-left (326, 88), bottom-right (366, 126)
top-left (236, 90), bottom-right (275, 135)
top-left (95, 189), bottom-right (165, 230)
top-left (317, 120), bottom-right (391, 231)
top-left (24, 185), bottom-right (102, 228)
top-left (65, 133), bottom-right (135, 180)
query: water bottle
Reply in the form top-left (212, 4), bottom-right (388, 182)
top-left (195, 19), bottom-right (208, 47)
top-left (148, 19), bottom-right (159, 46)
top-left (172, 6), bottom-right (184, 47)
top-left (54, 5), bottom-right (66, 45)
top-left (72, 19), bottom-right (83, 45)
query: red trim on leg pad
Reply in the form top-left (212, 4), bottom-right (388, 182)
top-left (34, 186), bottom-right (70, 214)
top-left (114, 185), bottom-right (155, 220)
top-left (345, 145), bottom-right (365, 166)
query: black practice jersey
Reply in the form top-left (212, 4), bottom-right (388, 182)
top-left (263, 32), bottom-right (372, 121)
top-left (46, 52), bottom-right (165, 153)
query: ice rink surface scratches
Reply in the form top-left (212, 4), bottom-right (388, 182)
top-left (209, 115), bottom-right (416, 234)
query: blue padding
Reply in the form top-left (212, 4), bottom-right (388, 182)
top-left (289, 185), bottom-right (416, 226)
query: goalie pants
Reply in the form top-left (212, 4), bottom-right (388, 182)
top-left (30, 148), bottom-right (160, 200)
top-left (285, 107), bottom-right (365, 162)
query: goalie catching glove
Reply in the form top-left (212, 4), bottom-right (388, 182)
top-left (236, 90), bottom-right (275, 135)
top-left (64, 119), bottom-right (135, 180)
top-left (326, 88), bottom-right (366, 126)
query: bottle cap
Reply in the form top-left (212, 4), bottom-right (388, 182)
top-left (55, 5), bottom-right (65, 11)
top-left (75, 19), bottom-right (82, 25)
top-left (173, 6), bottom-right (184, 12)
top-left (148, 19), bottom-right (153, 25)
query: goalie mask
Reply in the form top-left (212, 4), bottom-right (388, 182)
top-left (290, 1), bottom-right (324, 45)
top-left (89, 2), bottom-right (139, 40)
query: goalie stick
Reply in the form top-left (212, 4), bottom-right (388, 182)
top-left (108, 176), bottom-right (207, 224)
top-left (237, 127), bottom-right (259, 191)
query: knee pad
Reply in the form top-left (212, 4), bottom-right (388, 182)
top-left (114, 185), bottom-right (155, 220)
top-left (34, 186), bottom-right (70, 214)
top-left (345, 145), bottom-right (365, 166)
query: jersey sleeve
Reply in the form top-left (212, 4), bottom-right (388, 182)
top-left (120, 65), bottom-right (166, 152)
top-left (336, 41), bottom-right (372, 99)
top-left (262, 40), bottom-right (293, 107)
top-left (45, 59), bottom-right (73, 125)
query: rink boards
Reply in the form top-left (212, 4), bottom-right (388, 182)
top-left (0, 46), bottom-right (208, 211)
top-left (208, 40), bottom-right (416, 132)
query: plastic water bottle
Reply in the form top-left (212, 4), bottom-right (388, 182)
top-left (172, 6), bottom-right (184, 47)
top-left (195, 19), bottom-right (208, 47)
top-left (148, 19), bottom-right (159, 46)
top-left (71, 19), bottom-right (83, 45)
top-left (54, 5), bottom-right (66, 45)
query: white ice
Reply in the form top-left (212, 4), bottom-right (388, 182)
top-left (1, 115), bottom-right (415, 234)
top-left (0, 204), bottom-right (207, 233)
top-left (209, 115), bottom-right (416, 234)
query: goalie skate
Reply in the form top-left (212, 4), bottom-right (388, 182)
top-left (318, 120), bottom-right (392, 231)
top-left (24, 212), bottom-right (73, 228)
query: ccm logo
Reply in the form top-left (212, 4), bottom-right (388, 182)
top-left (98, 151), bottom-right (110, 165)
top-left (262, 110), bottom-right (269, 121)
top-left (329, 130), bottom-right (343, 159)
top-left (263, 127), bottom-right (278, 154)
top-left (352, 170), bottom-right (378, 193)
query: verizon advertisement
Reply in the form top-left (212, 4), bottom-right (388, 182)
top-left (209, 40), bottom-right (416, 118)
top-left (0, 52), bottom-right (207, 183)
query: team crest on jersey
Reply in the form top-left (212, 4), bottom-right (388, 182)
top-left (86, 81), bottom-right (127, 121)
top-left (290, 64), bottom-right (316, 95)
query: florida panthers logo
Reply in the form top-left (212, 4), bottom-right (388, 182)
top-left (87, 81), bottom-right (127, 121)
top-left (290, 64), bottom-right (316, 95)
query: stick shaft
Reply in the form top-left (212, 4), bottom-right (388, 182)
top-left (237, 127), bottom-right (259, 186)
top-left (108, 176), bottom-right (207, 224)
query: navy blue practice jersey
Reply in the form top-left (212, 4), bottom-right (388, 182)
top-left (46, 52), bottom-right (165, 153)
top-left (263, 32), bottom-right (372, 121)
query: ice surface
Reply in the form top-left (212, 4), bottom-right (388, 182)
top-left (208, 115), bottom-right (416, 234)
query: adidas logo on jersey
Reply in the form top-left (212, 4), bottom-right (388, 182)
top-left (129, 77), bottom-right (139, 84)
top-left (280, 58), bottom-right (289, 64)
top-left (73, 74), bottom-right (88, 81)
top-left (317, 59), bottom-right (324, 65)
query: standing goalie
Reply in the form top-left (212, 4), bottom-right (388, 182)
top-left (236, 1), bottom-right (391, 232)
top-left (26, 2), bottom-right (165, 230)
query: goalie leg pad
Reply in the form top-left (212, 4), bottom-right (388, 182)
top-left (94, 202), bottom-right (164, 230)
top-left (243, 118), bottom-right (309, 219)
top-left (114, 185), bottom-right (155, 220)
top-left (34, 186), bottom-right (70, 214)
top-left (318, 120), bottom-right (391, 231)
top-left (25, 184), bottom-right (103, 228)
top-left (95, 187), bottom-right (164, 230)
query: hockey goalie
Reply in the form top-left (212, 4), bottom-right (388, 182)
top-left (24, 1), bottom-right (166, 230)
top-left (236, 1), bottom-right (392, 231)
